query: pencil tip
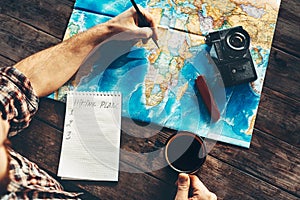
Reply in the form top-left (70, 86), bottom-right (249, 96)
top-left (153, 39), bottom-right (160, 49)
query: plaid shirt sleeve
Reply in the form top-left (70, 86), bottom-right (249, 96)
top-left (0, 66), bottom-right (81, 199)
top-left (0, 66), bottom-right (39, 136)
top-left (2, 148), bottom-right (81, 199)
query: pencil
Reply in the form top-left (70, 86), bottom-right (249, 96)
top-left (130, 0), bottom-right (160, 48)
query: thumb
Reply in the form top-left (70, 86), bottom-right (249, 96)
top-left (175, 173), bottom-right (190, 200)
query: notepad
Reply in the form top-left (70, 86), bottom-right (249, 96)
top-left (57, 91), bottom-right (122, 181)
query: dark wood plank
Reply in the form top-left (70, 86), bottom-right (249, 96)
top-left (210, 129), bottom-right (300, 197)
top-left (35, 98), bottom-right (66, 129)
top-left (0, 0), bottom-right (74, 39)
top-left (264, 47), bottom-right (300, 101)
top-left (272, 0), bottom-right (300, 57)
top-left (0, 14), bottom-right (59, 62)
top-left (256, 87), bottom-right (300, 147)
top-left (73, 162), bottom-right (176, 200)
top-left (0, 55), bottom-right (15, 66)
top-left (197, 156), bottom-right (299, 200)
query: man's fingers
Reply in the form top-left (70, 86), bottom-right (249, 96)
top-left (189, 175), bottom-right (206, 194)
top-left (189, 175), bottom-right (217, 200)
top-left (132, 5), bottom-right (158, 41)
top-left (139, 7), bottom-right (159, 40)
top-left (133, 27), bottom-right (153, 39)
top-left (175, 173), bottom-right (190, 200)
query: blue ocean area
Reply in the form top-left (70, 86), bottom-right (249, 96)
top-left (222, 84), bottom-right (260, 143)
top-left (74, 0), bottom-right (146, 16)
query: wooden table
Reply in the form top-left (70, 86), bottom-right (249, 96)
top-left (0, 0), bottom-right (299, 199)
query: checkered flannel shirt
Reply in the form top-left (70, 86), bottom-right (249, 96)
top-left (0, 66), bottom-right (80, 199)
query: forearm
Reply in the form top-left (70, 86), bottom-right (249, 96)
top-left (14, 22), bottom-right (118, 97)
top-left (13, 6), bottom-right (157, 97)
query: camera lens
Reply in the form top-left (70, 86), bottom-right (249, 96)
top-left (230, 33), bottom-right (245, 47)
top-left (226, 32), bottom-right (249, 51)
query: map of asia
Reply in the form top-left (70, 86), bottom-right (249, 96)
top-left (49, 0), bottom-right (281, 148)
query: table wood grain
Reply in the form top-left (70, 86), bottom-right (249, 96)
top-left (0, 0), bottom-right (299, 199)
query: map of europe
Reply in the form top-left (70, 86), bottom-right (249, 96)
top-left (49, 0), bottom-right (281, 148)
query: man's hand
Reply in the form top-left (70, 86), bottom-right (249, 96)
top-left (175, 173), bottom-right (217, 200)
top-left (105, 6), bottom-right (158, 42)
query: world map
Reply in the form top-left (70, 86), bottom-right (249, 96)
top-left (49, 0), bottom-right (281, 148)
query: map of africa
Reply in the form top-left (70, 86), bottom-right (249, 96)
top-left (49, 0), bottom-right (281, 148)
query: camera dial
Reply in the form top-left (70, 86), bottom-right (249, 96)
top-left (226, 29), bottom-right (250, 51)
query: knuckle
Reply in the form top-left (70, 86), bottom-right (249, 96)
top-left (177, 185), bottom-right (190, 191)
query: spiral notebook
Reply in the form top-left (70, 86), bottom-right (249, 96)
top-left (57, 91), bottom-right (122, 181)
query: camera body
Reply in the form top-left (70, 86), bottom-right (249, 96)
top-left (205, 26), bottom-right (257, 86)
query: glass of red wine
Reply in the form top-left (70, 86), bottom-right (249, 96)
top-left (165, 131), bottom-right (207, 174)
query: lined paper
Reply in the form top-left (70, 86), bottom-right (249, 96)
top-left (57, 91), bottom-right (122, 181)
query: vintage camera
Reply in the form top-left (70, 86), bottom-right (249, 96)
top-left (205, 26), bottom-right (257, 86)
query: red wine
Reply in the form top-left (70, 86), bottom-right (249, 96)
top-left (165, 132), bottom-right (206, 173)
